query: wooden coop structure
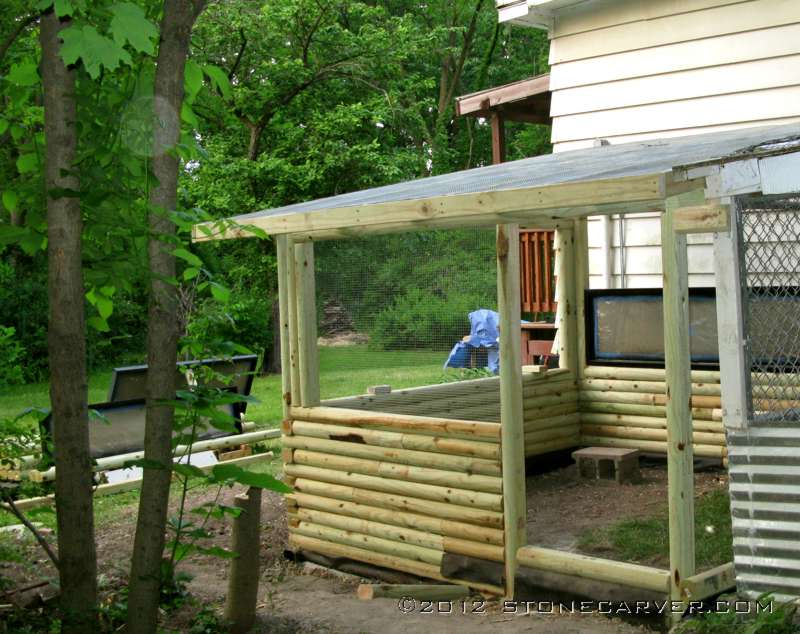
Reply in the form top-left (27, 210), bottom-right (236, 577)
top-left (195, 123), bottom-right (800, 610)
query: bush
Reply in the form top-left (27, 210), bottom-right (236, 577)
top-left (0, 326), bottom-right (25, 387)
top-left (371, 287), bottom-right (487, 351)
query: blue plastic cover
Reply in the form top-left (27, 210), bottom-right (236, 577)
top-left (444, 309), bottom-right (501, 373)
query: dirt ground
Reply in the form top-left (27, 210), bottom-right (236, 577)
top-left (1, 456), bottom-right (729, 633)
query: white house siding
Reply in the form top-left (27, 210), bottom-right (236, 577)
top-left (541, 0), bottom-right (800, 289)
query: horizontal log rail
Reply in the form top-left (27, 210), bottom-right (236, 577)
top-left (517, 545), bottom-right (671, 594)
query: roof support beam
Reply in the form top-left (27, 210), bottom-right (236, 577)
top-left (193, 174), bottom-right (667, 242)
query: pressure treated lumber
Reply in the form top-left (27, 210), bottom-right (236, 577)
top-left (679, 562), bottom-right (736, 601)
top-left (661, 203), bottom-right (696, 610)
top-left (517, 546), bottom-right (670, 594)
top-left (292, 478), bottom-right (504, 527)
top-left (497, 222), bottom-right (526, 599)
top-left (583, 366), bottom-right (720, 384)
top-left (285, 464), bottom-right (502, 511)
top-left (295, 508), bottom-right (504, 562)
top-left (284, 433), bottom-right (501, 477)
top-left (289, 534), bottom-right (504, 596)
top-left (295, 242), bottom-right (320, 406)
top-left (7, 452), bottom-right (275, 512)
top-left (580, 379), bottom-right (721, 397)
top-left (26, 429), bottom-right (280, 482)
top-left (579, 401), bottom-right (720, 422)
top-left (290, 406), bottom-right (500, 439)
top-left (524, 436), bottom-right (579, 455)
top-left (580, 435), bottom-right (726, 459)
top-left (289, 492), bottom-right (504, 545)
top-left (292, 521), bottom-right (444, 565)
top-left (673, 203), bottom-right (730, 234)
top-left (581, 425), bottom-right (725, 446)
top-left (579, 413), bottom-right (723, 433)
top-left (276, 235), bottom-right (293, 416)
top-left (291, 420), bottom-right (500, 460)
top-left (555, 227), bottom-right (578, 373)
top-left (224, 488), bottom-right (262, 633)
top-left (357, 584), bottom-right (471, 601)
top-left (574, 218), bottom-right (589, 381)
top-left (287, 241), bottom-right (301, 408)
top-left (290, 449), bottom-right (503, 493)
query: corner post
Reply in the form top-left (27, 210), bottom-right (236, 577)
top-left (661, 202), bottom-right (696, 616)
top-left (276, 235), bottom-right (292, 418)
top-left (294, 241), bottom-right (320, 407)
top-left (555, 227), bottom-right (577, 373)
top-left (287, 240), bottom-right (301, 408)
top-left (573, 219), bottom-right (589, 380)
top-left (497, 223), bottom-right (526, 598)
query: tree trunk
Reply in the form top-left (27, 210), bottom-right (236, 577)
top-left (40, 10), bottom-right (98, 631)
top-left (127, 1), bottom-right (205, 631)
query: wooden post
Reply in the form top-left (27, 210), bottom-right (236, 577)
top-left (713, 200), bottom-right (750, 430)
top-left (555, 227), bottom-right (577, 373)
top-left (490, 112), bottom-right (506, 165)
top-left (294, 242), bottom-right (320, 406)
top-left (287, 240), bottom-right (301, 408)
top-left (661, 202), bottom-right (695, 616)
top-left (496, 223), bottom-right (526, 598)
top-left (276, 235), bottom-right (292, 418)
top-left (224, 487), bottom-right (262, 633)
top-left (573, 219), bottom-right (589, 380)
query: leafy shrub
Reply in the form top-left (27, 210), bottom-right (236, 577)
top-left (677, 595), bottom-right (799, 634)
top-left (0, 325), bottom-right (25, 387)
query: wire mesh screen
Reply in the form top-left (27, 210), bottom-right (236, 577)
top-left (314, 228), bottom-right (498, 401)
top-left (739, 195), bottom-right (800, 421)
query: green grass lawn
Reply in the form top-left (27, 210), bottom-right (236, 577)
top-left (0, 344), bottom-right (450, 427)
top-left (578, 488), bottom-right (733, 569)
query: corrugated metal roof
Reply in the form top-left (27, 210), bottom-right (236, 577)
top-left (194, 123), bottom-right (800, 240)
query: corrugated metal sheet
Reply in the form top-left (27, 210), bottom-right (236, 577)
top-left (729, 195), bottom-right (800, 602)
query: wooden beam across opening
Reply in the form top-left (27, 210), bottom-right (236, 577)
top-left (192, 174), bottom-right (667, 242)
top-left (673, 203), bottom-right (730, 234)
top-left (497, 223), bottom-right (526, 599)
top-left (661, 200), bottom-right (696, 619)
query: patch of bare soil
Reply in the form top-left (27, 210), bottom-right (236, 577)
top-left (3, 456), bottom-right (725, 633)
top-left (318, 332), bottom-right (370, 347)
top-left (524, 457), bottom-right (728, 560)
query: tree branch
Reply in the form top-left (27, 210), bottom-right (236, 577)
top-left (0, 13), bottom-right (37, 64)
top-left (2, 494), bottom-right (60, 569)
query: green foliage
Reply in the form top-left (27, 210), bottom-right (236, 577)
top-left (678, 595), bottom-right (799, 634)
top-left (0, 326), bottom-right (25, 387)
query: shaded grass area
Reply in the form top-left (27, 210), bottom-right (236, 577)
top-left (578, 488), bottom-right (733, 569)
top-left (0, 345), bottom-right (450, 426)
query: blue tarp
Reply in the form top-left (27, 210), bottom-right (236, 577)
top-left (444, 309), bottom-right (500, 374)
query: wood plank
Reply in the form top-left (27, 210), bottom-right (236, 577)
top-left (295, 242), bottom-right (320, 406)
top-left (549, 0), bottom-right (800, 64)
top-left (573, 219), bottom-right (589, 379)
top-left (673, 203), bottom-right (730, 234)
top-left (550, 22), bottom-right (800, 91)
top-left (287, 240), bottom-right (301, 408)
top-left (276, 235), bottom-right (293, 416)
top-left (555, 227), bottom-right (577, 372)
top-left (551, 54), bottom-right (800, 117)
top-left (712, 201), bottom-right (749, 430)
top-left (497, 223), bottom-right (526, 598)
top-left (455, 74), bottom-right (550, 116)
top-left (551, 84), bottom-right (800, 144)
top-left (194, 174), bottom-right (666, 239)
top-left (661, 200), bottom-right (696, 618)
top-left (679, 562), bottom-right (736, 601)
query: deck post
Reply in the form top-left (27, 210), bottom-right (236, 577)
top-left (661, 201), bottom-right (696, 619)
top-left (276, 235), bottom-right (292, 418)
top-left (496, 223), bottom-right (526, 598)
top-left (294, 242), bottom-right (320, 407)
top-left (555, 227), bottom-right (577, 373)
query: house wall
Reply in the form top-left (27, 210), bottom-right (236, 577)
top-left (542, 0), bottom-right (800, 288)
